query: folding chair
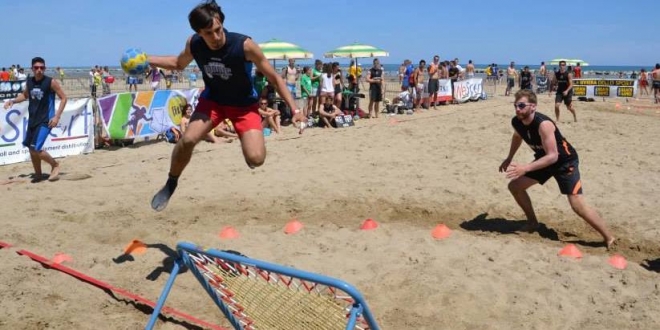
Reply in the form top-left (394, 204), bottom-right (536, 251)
top-left (146, 242), bottom-right (380, 330)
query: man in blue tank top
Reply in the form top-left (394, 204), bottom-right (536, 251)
top-left (498, 90), bottom-right (615, 249)
top-left (147, 0), bottom-right (299, 211)
top-left (3, 57), bottom-right (68, 182)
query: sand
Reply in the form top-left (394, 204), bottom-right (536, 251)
top-left (1, 90), bottom-right (660, 330)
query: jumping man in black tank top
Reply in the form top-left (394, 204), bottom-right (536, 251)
top-left (499, 90), bottom-right (615, 249)
top-left (148, 1), bottom-right (299, 211)
top-left (3, 57), bottom-right (68, 182)
top-left (550, 60), bottom-right (577, 122)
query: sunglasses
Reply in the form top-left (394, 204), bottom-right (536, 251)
top-left (514, 102), bottom-right (532, 109)
top-left (32, 65), bottom-right (46, 70)
top-left (259, 102), bottom-right (268, 105)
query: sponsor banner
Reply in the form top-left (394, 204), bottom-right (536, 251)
top-left (536, 76), bottom-right (549, 92)
top-left (572, 79), bottom-right (637, 98)
top-left (0, 80), bottom-right (26, 100)
top-left (97, 89), bottom-right (200, 139)
top-left (427, 79), bottom-right (453, 103)
top-left (453, 78), bottom-right (484, 103)
top-left (0, 98), bottom-right (95, 165)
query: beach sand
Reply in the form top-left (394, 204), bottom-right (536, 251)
top-left (1, 91), bottom-right (660, 330)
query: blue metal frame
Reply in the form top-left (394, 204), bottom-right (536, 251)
top-left (146, 241), bottom-right (380, 330)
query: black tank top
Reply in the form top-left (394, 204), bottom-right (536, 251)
top-left (512, 112), bottom-right (577, 163)
top-left (520, 71), bottom-right (532, 89)
top-left (555, 70), bottom-right (570, 93)
top-left (190, 31), bottom-right (257, 106)
top-left (26, 75), bottom-right (55, 128)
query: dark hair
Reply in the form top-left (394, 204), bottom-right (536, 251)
top-left (656, 63), bottom-right (660, 69)
top-left (31, 57), bottom-right (45, 66)
top-left (189, 0), bottom-right (225, 32)
top-left (302, 66), bottom-right (310, 73)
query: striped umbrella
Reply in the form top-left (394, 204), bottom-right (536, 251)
top-left (323, 42), bottom-right (389, 59)
top-left (324, 43), bottom-right (389, 81)
top-left (258, 39), bottom-right (314, 61)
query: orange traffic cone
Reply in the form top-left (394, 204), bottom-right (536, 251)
top-left (431, 224), bottom-right (452, 239)
top-left (123, 239), bottom-right (148, 255)
top-left (284, 219), bottom-right (303, 235)
top-left (558, 244), bottom-right (582, 259)
top-left (360, 218), bottom-right (379, 230)
top-left (608, 254), bottom-right (627, 270)
top-left (52, 253), bottom-right (73, 264)
top-left (219, 226), bottom-right (240, 240)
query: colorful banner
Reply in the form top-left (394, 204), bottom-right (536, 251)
top-left (97, 89), bottom-right (200, 139)
top-left (453, 78), bottom-right (484, 103)
top-left (572, 79), bottom-right (637, 98)
top-left (0, 80), bottom-right (26, 100)
top-left (0, 99), bottom-right (95, 165)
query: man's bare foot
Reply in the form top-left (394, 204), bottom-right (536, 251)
top-left (606, 237), bottom-right (617, 251)
top-left (518, 221), bottom-right (539, 233)
top-left (48, 163), bottom-right (60, 181)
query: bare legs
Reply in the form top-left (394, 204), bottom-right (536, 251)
top-left (507, 176), bottom-right (615, 249)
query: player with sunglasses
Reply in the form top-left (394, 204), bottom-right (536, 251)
top-left (499, 89), bottom-right (615, 249)
top-left (3, 57), bottom-right (68, 182)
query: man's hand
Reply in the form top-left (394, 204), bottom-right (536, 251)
top-left (505, 162), bottom-right (528, 180)
top-left (563, 90), bottom-right (568, 96)
top-left (3, 100), bottom-right (13, 110)
top-left (498, 158), bottom-right (512, 172)
top-left (48, 115), bottom-right (60, 128)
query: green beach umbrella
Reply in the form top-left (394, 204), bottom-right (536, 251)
top-left (324, 42), bottom-right (389, 79)
top-left (258, 39), bottom-right (314, 65)
top-left (323, 42), bottom-right (389, 59)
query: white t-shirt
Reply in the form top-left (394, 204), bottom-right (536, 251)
top-left (15, 72), bottom-right (27, 81)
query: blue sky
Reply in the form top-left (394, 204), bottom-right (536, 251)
top-left (4, 0), bottom-right (658, 67)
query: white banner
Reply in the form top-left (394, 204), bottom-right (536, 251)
top-left (0, 99), bottom-right (95, 165)
top-left (572, 79), bottom-right (637, 98)
top-left (453, 78), bottom-right (484, 103)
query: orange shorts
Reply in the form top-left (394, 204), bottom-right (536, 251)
top-left (195, 98), bottom-right (263, 137)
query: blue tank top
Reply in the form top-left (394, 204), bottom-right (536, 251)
top-left (26, 75), bottom-right (55, 128)
top-left (190, 31), bottom-right (257, 107)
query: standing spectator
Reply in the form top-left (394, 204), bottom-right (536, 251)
top-left (281, 58), bottom-right (299, 99)
top-left (127, 74), bottom-right (138, 92)
top-left (573, 63), bottom-right (582, 78)
top-left (0, 68), bottom-right (9, 81)
top-left (505, 62), bottom-right (517, 96)
top-left (146, 67), bottom-right (164, 90)
top-left (652, 64), bottom-right (660, 104)
top-left (639, 69), bottom-right (649, 96)
top-left (332, 62), bottom-right (344, 108)
top-left (428, 55), bottom-right (440, 109)
top-left (300, 66), bottom-right (313, 118)
top-left (56, 67), bottom-right (65, 82)
top-left (466, 60), bottom-right (475, 78)
top-left (366, 58), bottom-right (384, 119)
top-left (413, 60), bottom-right (427, 110)
top-left (319, 63), bottom-right (335, 112)
top-left (310, 59), bottom-right (322, 114)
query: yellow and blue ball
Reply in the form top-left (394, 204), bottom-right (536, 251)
top-left (120, 48), bottom-right (149, 75)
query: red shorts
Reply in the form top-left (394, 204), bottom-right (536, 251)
top-left (195, 98), bottom-right (263, 136)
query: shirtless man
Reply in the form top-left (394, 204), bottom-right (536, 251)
top-left (428, 55), bottom-right (441, 109)
top-left (506, 61), bottom-right (518, 96)
top-left (281, 58), bottom-right (299, 99)
top-left (466, 60), bottom-right (475, 78)
top-left (413, 60), bottom-right (427, 111)
top-left (652, 64), bottom-right (660, 104)
top-left (539, 62), bottom-right (547, 77)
